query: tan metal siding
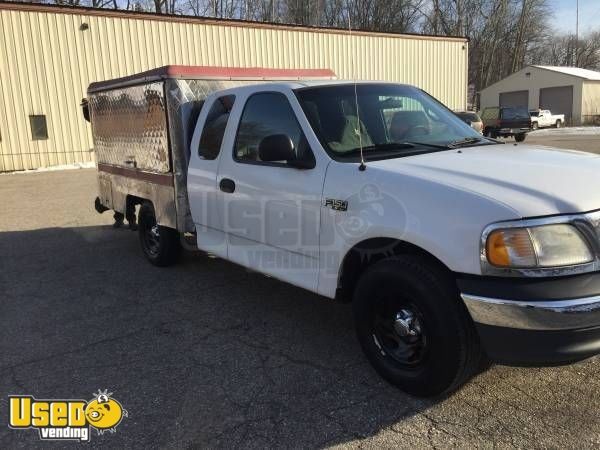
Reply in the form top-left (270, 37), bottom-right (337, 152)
top-left (0, 6), bottom-right (468, 171)
top-left (582, 81), bottom-right (600, 124)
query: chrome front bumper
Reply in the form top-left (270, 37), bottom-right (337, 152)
top-left (461, 294), bottom-right (600, 331)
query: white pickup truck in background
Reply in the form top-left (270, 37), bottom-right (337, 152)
top-left (84, 66), bottom-right (600, 397)
top-left (529, 109), bottom-right (565, 129)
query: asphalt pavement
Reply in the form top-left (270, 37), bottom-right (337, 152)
top-left (1, 134), bottom-right (600, 448)
top-left (526, 132), bottom-right (600, 154)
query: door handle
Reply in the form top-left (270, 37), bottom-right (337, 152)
top-left (219, 178), bottom-right (236, 193)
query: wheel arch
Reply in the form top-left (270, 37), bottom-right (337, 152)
top-left (125, 194), bottom-right (146, 219)
top-left (335, 237), bottom-right (454, 303)
top-left (126, 193), bottom-right (177, 229)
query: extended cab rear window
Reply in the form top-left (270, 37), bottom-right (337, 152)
top-left (501, 107), bottom-right (529, 120)
top-left (198, 95), bottom-right (236, 160)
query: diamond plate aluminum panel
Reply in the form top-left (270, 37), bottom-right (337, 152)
top-left (91, 78), bottom-right (267, 232)
top-left (89, 82), bottom-right (170, 173)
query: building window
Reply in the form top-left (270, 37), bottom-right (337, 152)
top-left (29, 115), bottom-right (48, 140)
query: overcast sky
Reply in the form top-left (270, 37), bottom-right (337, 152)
top-left (549, 0), bottom-right (600, 34)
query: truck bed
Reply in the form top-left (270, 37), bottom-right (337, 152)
top-left (86, 65), bottom-right (336, 232)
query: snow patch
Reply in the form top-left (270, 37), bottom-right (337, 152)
top-left (530, 127), bottom-right (600, 137)
top-left (2, 161), bottom-right (96, 175)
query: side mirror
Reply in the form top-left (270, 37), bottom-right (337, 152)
top-left (259, 134), bottom-right (296, 163)
top-left (81, 98), bottom-right (90, 122)
top-left (258, 134), bottom-right (315, 169)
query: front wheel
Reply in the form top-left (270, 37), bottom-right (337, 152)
top-left (532, 122), bottom-right (538, 130)
top-left (515, 133), bottom-right (526, 142)
top-left (353, 256), bottom-right (483, 397)
top-left (138, 202), bottom-right (181, 266)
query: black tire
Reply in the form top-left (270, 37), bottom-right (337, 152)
top-left (138, 202), bottom-right (181, 266)
top-left (532, 122), bottom-right (538, 130)
top-left (514, 133), bottom-right (526, 142)
top-left (484, 128), bottom-right (498, 139)
top-left (353, 255), bottom-right (483, 397)
top-left (555, 120), bottom-right (562, 128)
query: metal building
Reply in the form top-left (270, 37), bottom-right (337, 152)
top-left (479, 65), bottom-right (600, 126)
top-left (0, 2), bottom-right (468, 172)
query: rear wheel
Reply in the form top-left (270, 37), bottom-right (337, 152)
top-left (138, 202), bottom-right (181, 266)
top-left (484, 128), bottom-right (497, 139)
top-left (555, 120), bottom-right (562, 128)
top-left (515, 133), bottom-right (526, 142)
top-left (353, 256), bottom-right (483, 397)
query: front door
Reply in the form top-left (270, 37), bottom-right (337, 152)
top-left (216, 89), bottom-right (328, 291)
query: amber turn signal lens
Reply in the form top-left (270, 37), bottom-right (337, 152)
top-left (486, 228), bottom-right (536, 268)
top-left (486, 231), bottom-right (509, 266)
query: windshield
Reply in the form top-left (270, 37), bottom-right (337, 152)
top-left (295, 84), bottom-right (490, 159)
top-left (529, 111), bottom-right (539, 117)
top-left (501, 107), bottom-right (530, 120)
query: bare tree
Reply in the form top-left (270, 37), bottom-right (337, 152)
top-left (354, 0), bottom-right (424, 32)
top-left (421, 0), bottom-right (554, 104)
top-left (530, 31), bottom-right (600, 70)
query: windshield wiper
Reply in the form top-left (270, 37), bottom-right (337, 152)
top-left (343, 139), bottom-right (478, 157)
top-left (402, 141), bottom-right (450, 150)
top-left (344, 142), bottom-right (416, 155)
top-left (447, 137), bottom-right (486, 148)
top-left (448, 136), bottom-right (504, 148)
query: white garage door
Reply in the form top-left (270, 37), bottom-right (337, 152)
top-left (539, 86), bottom-right (573, 124)
top-left (499, 90), bottom-right (529, 108)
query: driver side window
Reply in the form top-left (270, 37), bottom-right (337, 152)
top-left (234, 92), bottom-right (310, 164)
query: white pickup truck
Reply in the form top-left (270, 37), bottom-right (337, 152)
top-left (84, 66), bottom-right (600, 397)
top-left (529, 109), bottom-right (565, 129)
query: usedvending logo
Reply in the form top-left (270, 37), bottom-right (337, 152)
top-left (8, 389), bottom-right (127, 442)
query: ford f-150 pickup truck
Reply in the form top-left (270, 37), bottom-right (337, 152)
top-left (530, 109), bottom-right (565, 129)
top-left (84, 66), bottom-right (600, 397)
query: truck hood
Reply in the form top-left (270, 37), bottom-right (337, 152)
top-left (369, 144), bottom-right (600, 218)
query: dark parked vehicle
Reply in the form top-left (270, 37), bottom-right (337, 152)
top-left (455, 111), bottom-right (483, 134)
top-left (481, 106), bottom-right (532, 142)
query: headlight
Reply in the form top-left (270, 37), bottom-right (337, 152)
top-left (486, 224), bottom-right (593, 268)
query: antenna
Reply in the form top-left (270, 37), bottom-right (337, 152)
top-left (346, 5), bottom-right (366, 171)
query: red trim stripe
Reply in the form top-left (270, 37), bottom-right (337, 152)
top-left (98, 163), bottom-right (173, 187)
top-left (88, 65), bottom-right (336, 93)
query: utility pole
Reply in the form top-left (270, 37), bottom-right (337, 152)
top-left (575, 0), bottom-right (579, 66)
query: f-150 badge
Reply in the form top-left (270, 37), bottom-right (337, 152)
top-left (325, 198), bottom-right (348, 211)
